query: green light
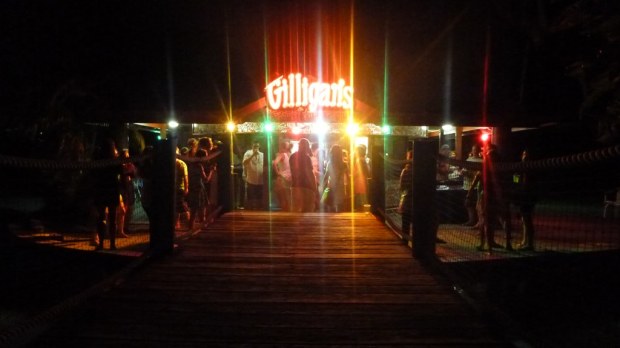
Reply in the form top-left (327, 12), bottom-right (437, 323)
top-left (382, 125), bottom-right (391, 134)
top-left (264, 122), bottom-right (274, 133)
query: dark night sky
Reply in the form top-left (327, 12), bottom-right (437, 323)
top-left (1, 0), bottom-right (585, 126)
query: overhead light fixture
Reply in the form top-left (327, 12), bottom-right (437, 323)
top-left (441, 124), bottom-right (454, 133)
top-left (312, 120), bottom-right (329, 135)
top-left (263, 121), bottom-right (274, 133)
top-left (346, 123), bottom-right (359, 136)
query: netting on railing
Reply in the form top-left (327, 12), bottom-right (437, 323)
top-left (384, 144), bottom-right (620, 262)
top-left (0, 152), bottom-right (153, 254)
top-left (0, 145), bottom-right (226, 254)
top-left (0, 145), bottom-right (228, 251)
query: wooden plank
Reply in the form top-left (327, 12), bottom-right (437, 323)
top-left (31, 211), bottom-right (505, 346)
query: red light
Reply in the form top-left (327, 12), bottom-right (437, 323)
top-left (480, 133), bottom-right (490, 142)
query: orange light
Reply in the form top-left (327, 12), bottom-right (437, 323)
top-left (346, 123), bottom-right (359, 136)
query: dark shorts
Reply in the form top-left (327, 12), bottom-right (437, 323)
top-left (176, 189), bottom-right (189, 213)
top-left (246, 183), bottom-right (263, 200)
top-left (187, 188), bottom-right (206, 209)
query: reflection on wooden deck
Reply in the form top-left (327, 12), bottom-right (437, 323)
top-left (30, 211), bottom-right (506, 346)
top-left (15, 206), bottom-right (620, 265)
top-left (12, 225), bottom-right (150, 257)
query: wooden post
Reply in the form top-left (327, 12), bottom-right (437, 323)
top-left (150, 137), bottom-right (176, 255)
top-left (455, 127), bottom-right (463, 160)
top-left (492, 126), bottom-right (514, 159)
top-left (439, 127), bottom-right (445, 150)
top-left (217, 139), bottom-right (233, 214)
top-left (411, 139), bottom-right (438, 260)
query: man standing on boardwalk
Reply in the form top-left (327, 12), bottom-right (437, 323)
top-left (243, 141), bottom-right (264, 210)
top-left (289, 138), bottom-right (316, 212)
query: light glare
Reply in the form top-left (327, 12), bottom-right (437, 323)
top-left (346, 123), bottom-right (359, 136)
top-left (442, 124), bottom-right (454, 132)
top-left (312, 121), bottom-right (329, 135)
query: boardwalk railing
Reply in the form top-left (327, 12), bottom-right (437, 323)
top-left (381, 142), bottom-right (620, 262)
top-left (0, 131), bottom-right (233, 340)
top-left (0, 136), bottom-right (229, 254)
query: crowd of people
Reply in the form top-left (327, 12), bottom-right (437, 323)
top-left (89, 135), bottom-right (222, 250)
top-left (399, 142), bottom-right (538, 252)
top-left (174, 137), bottom-right (220, 232)
top-left (90, 134), bottom-right (537, 254)
top-left (239, 138), bottom-right (371, 213)
top-left (91, 140), bottom-right (142, 250)
top-left (89, 135), bottom-right (373, 250)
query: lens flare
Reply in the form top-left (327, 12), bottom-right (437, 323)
top-left (346, 123), bottom-right (359, 136)
top-left (312, 120), bottom-right (329, 135)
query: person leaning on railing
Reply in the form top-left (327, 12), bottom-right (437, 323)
top-left (399, 150), bottom-right (413, 237)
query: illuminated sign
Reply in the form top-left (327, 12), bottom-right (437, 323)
top-left (265, 73), bottom-right (353, 112)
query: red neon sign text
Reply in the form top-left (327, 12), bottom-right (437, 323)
top-left (265, 73), bottom-right (353, 112)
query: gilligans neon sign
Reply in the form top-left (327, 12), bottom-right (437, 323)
top-left (265, 73), bottom-right (353, 111)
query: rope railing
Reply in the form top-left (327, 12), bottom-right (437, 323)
top-left (447, 144), bottom-right (620, 171)
top-left (0, 137), bottom-right (225, 347)
top-left (0, 153), bottom-right (152, 170)
top-left (382, 142), bottom-right (620, 262)
top-left (177, 149), bottom-right (222, 163)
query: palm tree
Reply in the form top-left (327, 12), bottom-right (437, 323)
top-left (495, 0), bottom-right (620, 144)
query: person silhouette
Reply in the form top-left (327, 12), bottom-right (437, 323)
top-left (243, 141), bottom-right (264, 210)
top-left (475, 143), bottom-right (512, 251)
top-left (321, 144), bottom-right (347, 213)
top-left (93, 139), bottom-right (121, 250)
top-left (290, 138), bottom-right (316, 212)
top-left (513, 149), bottom-right (537, 250)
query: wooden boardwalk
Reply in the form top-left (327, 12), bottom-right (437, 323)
top-left (29, 211), bottom-right (507, 347)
